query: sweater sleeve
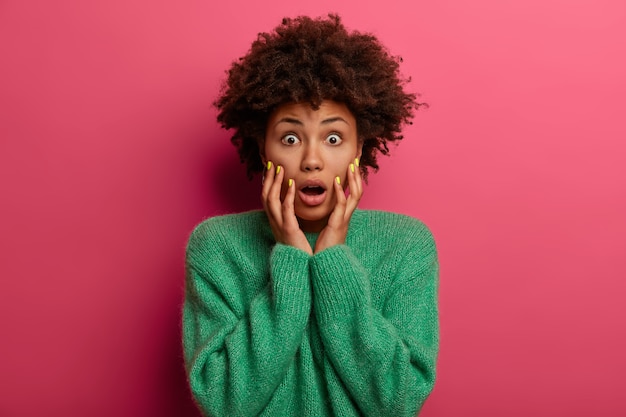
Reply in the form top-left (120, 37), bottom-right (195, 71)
top-left (182, 221), bottom-right (312, 417)
top-left (309, 226), bottom-right (439, 416)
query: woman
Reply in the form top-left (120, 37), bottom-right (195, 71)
top-left (183, 14), bottom-right (439, 416)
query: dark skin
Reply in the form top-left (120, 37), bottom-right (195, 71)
top-left (261, 159), bottom-right (362, 255)
top-left (260, 101), bottom-right (364, 255)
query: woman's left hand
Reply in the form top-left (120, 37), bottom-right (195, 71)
top-left (314, 159), bottom-right (363, 253)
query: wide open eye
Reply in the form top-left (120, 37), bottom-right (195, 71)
top-left (325, 133), bottom-right (342, 145)
top-left (281, 134), bottom-right (300, 145)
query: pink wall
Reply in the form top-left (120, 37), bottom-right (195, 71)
top-left (1, 0), bottom-right (625, 415)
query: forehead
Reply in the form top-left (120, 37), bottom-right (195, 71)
top-left (267, 100), bottom-right (356, 127)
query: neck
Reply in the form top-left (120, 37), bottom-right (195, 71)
top-left (297, 215), bottom-right (329, 233)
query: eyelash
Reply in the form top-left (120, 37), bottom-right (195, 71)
top-left (281, 134), bottom-right (300, 145)
top-left (280, 133), bottom-right (343, 145)
top-left (326, 133), bottom-right (342, 145)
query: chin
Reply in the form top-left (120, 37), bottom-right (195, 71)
top-left (295, 211), bottom-right (328, 222)
top-left (294, 205), bottom-right (332, 222)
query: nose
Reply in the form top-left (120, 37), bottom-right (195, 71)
top-left (300, 142), bottom-right (323, 172)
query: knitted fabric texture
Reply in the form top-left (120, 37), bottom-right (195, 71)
top-left (183, 209), bottom-right (439, 416)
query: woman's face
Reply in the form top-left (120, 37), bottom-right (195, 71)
top-left (263, 100), bottom-right (362, 232)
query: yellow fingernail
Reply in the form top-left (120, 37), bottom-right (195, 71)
top-left (355, 158), bottom-right (360, 167)
top-left (350, 163), bottom-right (355, 173)
top-left (276, 165), bottom-right (281, 174)
top-left (336, 176), bottom-right (340, 185)
top-left (288, 178), bottom-right (293, 187)
top-left (267, 161), bottom-right (272, 170)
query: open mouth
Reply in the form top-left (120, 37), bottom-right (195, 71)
top-left (298, 182), bottom-right (327, 206)
top-left (300, 185), bottom-right (325, 196)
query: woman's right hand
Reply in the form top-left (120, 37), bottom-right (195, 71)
top-left (261, 161), bottom-right (313, 255)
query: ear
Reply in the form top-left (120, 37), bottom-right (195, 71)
top-left (356, 138), bottom-right (364, 160)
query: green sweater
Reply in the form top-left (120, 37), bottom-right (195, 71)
top-left (183, 209), bottom-right (439, 417)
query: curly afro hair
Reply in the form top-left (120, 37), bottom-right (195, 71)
top-left (215, 14), bottom-right (424, 179)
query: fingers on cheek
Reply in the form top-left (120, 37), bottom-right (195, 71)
top-left (354, 168), bottom-right (363, 196)
top-left (282, 185), bottom-right (293, 206)
top-left (335, 178), bottom-right (347, 203)
top-left (270, 171), bottom-right (283, 197)
top-left (345, 171), bottom-right (355, 197)
top-left (288, 179), bottom-right (296, 200)
top-left (263, 180), bottom-right (276, 203)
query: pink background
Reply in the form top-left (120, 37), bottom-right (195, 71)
top-left (1, 0), bottom-right (625, 416)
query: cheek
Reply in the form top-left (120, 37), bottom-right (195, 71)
top-left (276, 161), bottom-right (299, 180)
top-left (263, 142), bottom-right (285, 164)
top-left (264, 148), bottom-right (296, 175)
top-left (332, 155), bottom-right (354, 176)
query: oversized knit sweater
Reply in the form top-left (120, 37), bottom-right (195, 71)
top-left (182, 209), bottom-right (439, 417)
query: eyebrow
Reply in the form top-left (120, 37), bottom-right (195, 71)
top-left (273, 116), bottom-right (350, 128)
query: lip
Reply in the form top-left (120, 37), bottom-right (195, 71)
top-left (297, 179), bottom-right (327, 207)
